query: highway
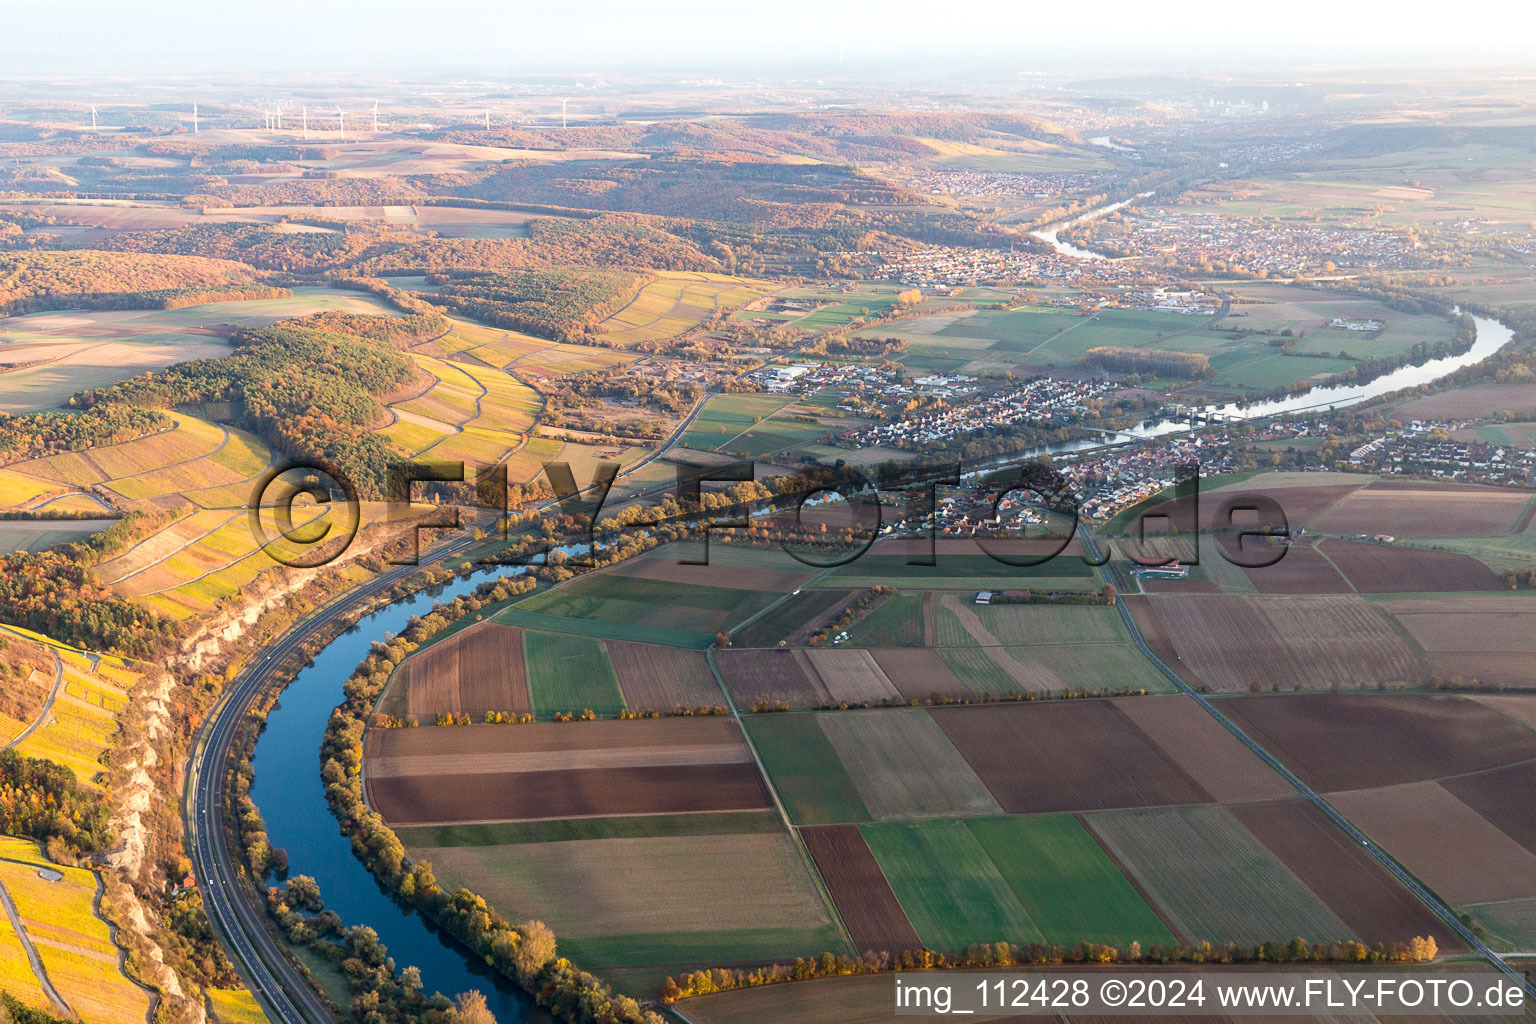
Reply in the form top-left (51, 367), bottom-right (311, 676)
top-left (183, 373), bottom-right (730, 1024)
top-left (1088, 534), bottom-right (1536, 999)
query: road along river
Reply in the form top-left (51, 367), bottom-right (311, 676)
top-left (233, 281), bottom-right (1516, 1020)
top-left (247, 565), bottom-right (551, 1021)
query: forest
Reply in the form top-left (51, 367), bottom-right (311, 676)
top-left (0, 249), bottom-right (268, 314)
top-left (421, 266), bottom-right (643, 342)
top-left (77, 320), bottom-right (418, 496)
top-left (1079, 346), bottom-right (1213, 379)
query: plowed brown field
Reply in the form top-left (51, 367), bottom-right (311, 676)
top-left (1328, 782), bottom-right (1536, 904)
top-left (1229, 799), bottom-right (1462, 951)
top-left (1128, 594), bottom-right (1424, 692)
top-left (406, 622), bottom-right (529, 716)
top-left (369, 763), bottom-right (772, 825)
top-left (1111, 696), bottom-right (1293, 803)
top-left (717, 649), bottom-right (830, 707)
top-left (608, 642), bottom-right (722, 710)
top-left (869, 648), bottom-right (968, 700)
top-left (931, 702), bottom-right (1210, 813)
top-left (1218, 694), bottom-right (1536, 792)
top-left (799, 824), bottom-right (921, 954)
top-left (1318, 539), bottom-right (1502, 593)
top-left (1311, 483), bottom-right (1529, 538)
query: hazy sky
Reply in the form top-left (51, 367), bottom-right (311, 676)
top-left (3, 0), bottom-right (1534, 75)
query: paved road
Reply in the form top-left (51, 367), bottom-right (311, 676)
top-left (0, 872), bottom-right (69, 1015)
top-left (1090, 535), bottom-right (1536, 997)
top-left (185, 553), bottom-right (434, 1024)
top-left (6, 648), bottom-right (62, 750)
top-left (184, 302), bottom-right (960, 1023)
top-left (183, 361), bottom-right (745, 1024)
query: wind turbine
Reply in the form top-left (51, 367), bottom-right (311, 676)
top-left (484, 108), bottom-right (490, 130)
top-left (560, 97), bottom-right (569, 128)
top-left (274, 103), bottom-right (282, 131)
top-left (192, 103), bottom-right (199, 133)
top-left (337, 107), bottom-right (345, 140)
top-left (373, 100), bottom-right (380, 132)
top-left (302, 105), bottom-right (309, 139)
top-left (90, 105), bottom-right (97, 129)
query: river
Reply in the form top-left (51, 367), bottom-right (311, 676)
top-left (246, 288), bottom-right (1514, 1021)
top-left (249, 567), bottom-right (551, 1022)
top-left (1028, 192), bottom-right (1152, 261)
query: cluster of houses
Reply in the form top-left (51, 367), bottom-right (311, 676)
top-left (1348, 428), bottom-right (1536, 486)
top-left (1061, 431), bottom-right (1240, 522)
top-left (1085, 210), bottom-right (1443, 275)
top-left (903, 169), bottom-right (1107, 199)
top-left (837, 376), bottom-right (1119, 449)
top-left (855, 244), bottom-right (1164, 289)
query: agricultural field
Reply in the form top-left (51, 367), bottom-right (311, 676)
top-left (927, 597), bottom-right (1169, 694)
top-left (1227, 799), bottom-right (1459, 949)
top-left (1393, 383), bottom-right (1536, 420)
top-left (4, 633), bottom-right (137, 788)
top-left (437, 317), bottom-right (638, 379)
top-left (366, 717), bottom-right (773, 825)
top-left (859, 819), bottom-right (1043, 952)
top-left (409, 824), bottom-right (842, 971)
top-left (717, 649), bottom-right (832, 707)
top-left (522, 631), bottom-right (626, 716)
top-left (854, 296), bottom-right (1459, 396)
top-left (742, 713), bottom-right (870, 825)
top-left (1309, 480), bottom-right (1531, 539)
top-left (382, 351), bottom-right (542, 466)
top-left (815, 710), bottom-right (999, 819)
top-left (797, 825), bottom-right (920, 954)
top-left (0, 836), bottom-right (152, 1024)
top-left (1125, 593), bottom-right (1425, 691)
top-left (676, 391), bottom-right (855, 458)
top-left (606, 642), bottom-right (722, 710)
top-left (1376, 594), bottom-right (1536, 686)
top-left (510, 573), bottom-right (778, 642)
top-left (931, 702), bottom-right (1211, 814)
top-left (1083, 804), bottom-right (1354, 946)
top-left (967, 814), bottom-right (1175, 947)
top-left (593, 272), bottom-right (772, 346)
top-left (395, 621), bottom-right (530, 718)
top-left (1216, 693), bottom-right (1536, 793)
top-left (0, 285), bottom-right (394, 412)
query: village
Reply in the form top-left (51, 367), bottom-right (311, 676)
top-left (1348, 427), bottom-right (1536, 486)
top-left (1075, 207), bottom-right (1461, 275)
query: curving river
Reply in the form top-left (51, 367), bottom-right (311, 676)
top-left (245, 272), bottom-right (1515, 1020)
top-left (249, 568), bottom-right (550, 1021)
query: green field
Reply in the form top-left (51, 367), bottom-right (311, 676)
top-left (931, 602), bottom-right (1125, 646)
top-left (522, 631), bottom-right (627, 715)
top-left (817, 554), bottom-right (1090, 590)
top-left (861, 819), bottom-right (1043, 951)
top-left (817, 710), bottom-right (1000, 820)
top-left (875, 303), bottom-right (1458, 393)
top-left (732, 588), bottom-right (850, 648)
top-left (1465, 897), bottom-right (1536, 952)
top-left (515, 575), bottom-right (778, 637)
top-left (679, 393), bottom-right (796, 452)
top-left (966, 815), bottom-right (1176, 947)
top-left (744, 713), bottom-right (870, 824)
top-left (493, 606), bottom-right (713, 649)
top-left (935, 647), bottom-right (1025, 694)
top-left (843, 592), bottom-right (925, 647)
top-left (398, 810), bottom-right (784, 848)
top-left (1086, 805), bottom-right (1352, 946)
